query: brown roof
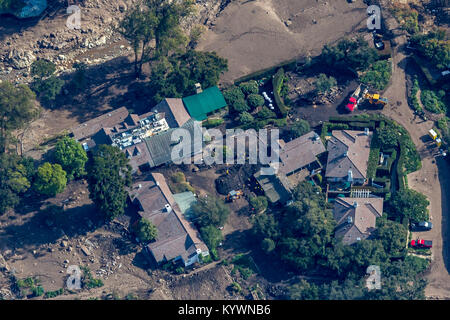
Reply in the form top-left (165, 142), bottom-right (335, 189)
top-left (71, 107), bottom-right (129, 141)
top-left (333, 197), bottom-right (383, 245)
top-left (278, 131), bottom-right (325, 175)
top-left (129, 174), bottom-right (207, 264)
top-left (152, 98), bottom-right (191, 128)
top-left (123, 142), bottom-right (152, 173)
top-left (325, 130), bottom-right (372, 181)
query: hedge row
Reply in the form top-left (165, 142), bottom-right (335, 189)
top-left (272, 68), bottom-right (288, 117)
top-left (234, 58), bottom-right (299, 85)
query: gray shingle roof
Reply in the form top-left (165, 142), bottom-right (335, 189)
top-left (333, 197), bottom-right (383, 245)
top-left (325, 130), bottom-right (372, 181)
top-left (144, 119), bottom-right (203, 168)
top-left (278, 131), bottom-right (326, 175)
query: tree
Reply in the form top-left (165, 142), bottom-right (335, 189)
top-left (191, 195), bottom-right (230, 228)
top-left (54, 136), bottom-right (88, 180)
top-left (249, 196), bottom-right (268, 213)
top-left (70, 63), bottom-right (88, 93)
top-left (0, 0), bottom-right (25, 12)
top-left (0, 154), bottom-right (34, 214)
top-left (32, 76), bottom-right (64, 106)
top-left (239, 111), bottom-right (254, 125)
top-left (0, 81), bottom-right (38, 152)
top-left (375, 219), bottom-right (407, 257)
top-left (30, 59), bottom-right (56, 78)
top-left (247, 94), bottom-right (265, 108)
top-left (377, 127), bottom-right (398, 149)
top-left (232, 99), bottom-right (250, 113)
top-left (34, 162), bottom-right (67, 197)
top-left (315, 73), bottom-right (337, 94)
top-left (118, 0), bottom-right (195, 77)
top-left (261, 238), bottom-right (276, 253)
top-left (257, 106), bottom-right (276, 120)
top-left (388, 189), bottom-right (429, 223)
top-left (360, 60), bottom-right (392, 91)
top-left (289, 120), bottom-right (311, 139)
top-left (87, 145), bottom-right (132, 220)
top-left (200, 224), bottom-right (223, 249)
top-left (134, 218), bottom-right (158, 242)
top-left (239, 80), bottom-right (259, 96)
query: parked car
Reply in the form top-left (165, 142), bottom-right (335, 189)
top-left (410, 239), bottom-right (432, 248)
top-left (411, 221), bottom-right (433, 232)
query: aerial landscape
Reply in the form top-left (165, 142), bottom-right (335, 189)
top-left (0, 0), bottom-right (449, 303)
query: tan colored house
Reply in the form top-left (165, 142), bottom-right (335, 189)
top-left (325, 130), bottom-right (372, 185)
top-left (333, 196), bottom-right (383, 245)
top-left (129, 173), bottom-right (208, 267)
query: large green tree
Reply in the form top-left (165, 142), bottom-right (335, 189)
top-left (191, 195), bottom-right (230, 228)
top-left (0, 81), bottom-right (38, 152)
top-left (54, 136), bottom-right (88, 180)
top-left (87, 145), bottom-right (132, 220)
top-left (0, 154), bottom-right (34, 214)
top-left (388, 189), bottom-right (429, 223)
top-left (118, 0), bottom-right (195, 77)
top-left (33, 162), bottom-right (67, 197)
top-left (134, 218), bottom-right (158, 242)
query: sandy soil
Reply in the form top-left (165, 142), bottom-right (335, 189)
top-left (381, 36), bottom-right (450, 299)
top-left (197, 0), bottom-right (369, 83)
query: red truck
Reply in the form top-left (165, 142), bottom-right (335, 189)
top-left (410, 239), bottom-right (432, 248)
top-left (345, 85), bottom-right (367, 112)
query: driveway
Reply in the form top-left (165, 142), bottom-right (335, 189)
top-left (381, 36), bottom-right (450, 299)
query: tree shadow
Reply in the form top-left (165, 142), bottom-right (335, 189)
top-left (0, 202), bottom-right (105, 251)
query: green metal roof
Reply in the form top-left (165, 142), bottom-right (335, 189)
top-left (182, 86), bottom-right (227, 121)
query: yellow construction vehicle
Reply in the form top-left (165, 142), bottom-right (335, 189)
top-left (363, 92), bottom-right (389, 107)
top-left (428, 129), bottom-right (442, 147)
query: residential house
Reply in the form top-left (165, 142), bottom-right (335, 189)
top-left (182, 86), bottom-right (227, 121)
top-left (333, 196), bottom-right (383, 245)
top-left (129, 173), bottom-right (209, 267)
top-left (254, 131), bottom-right (326, 204)
top-left (325, 129), bottom-right (372, 185)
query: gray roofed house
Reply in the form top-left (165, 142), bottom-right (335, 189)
top-left (254, 131), bottom-right (326, 204)
top-left (71, 107), bottom-right (130, 142)
top-left (333, 196), bottom-right (383, 245)
top-left (144, 119), bottom-right (203, 168)
top-left (129, 173), bottom-right (208, 267)
top-left (278, 131), bottom-right (326, 176)
top-left (325, 130), bottom-right (372, 185)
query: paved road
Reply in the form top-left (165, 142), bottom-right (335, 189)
top-left (381, 36), bottom-right (450, 299)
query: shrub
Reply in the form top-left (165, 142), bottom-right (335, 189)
top-left (420, 90), bottom-right (446, 114)
top-left (261, 238), bottom-right (276, 253)
top-left (247, 94), bottom-right (265, 108)
top-left (133, 218), bottom-right (158, 243)
top-left (31, 59), bottom-right (56, 78)
top-left (273, 68), bottom-right (288, 116)
top-left (239, 111), bottom-right (254, 125)
top-left (315, 73), bottom-right (337, 93)
top-left (360, 60), bottom-right (392, 90)
top-left (203, 118), bottom-right (224, 128)
top-left (258, 106), bottom-right (276, 120)
top-left (239, 80), bottom-right (259, 95)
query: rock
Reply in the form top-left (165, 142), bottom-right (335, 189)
top-left (80, 245), bottom-right (91, 256)
top-left (61, 240), bottom-right (69, 247)
top-left (118, 2), bottom-right (127, 12)
top-left (95, 36), bottom-right (107, 47)
top-left (0, 254), bottom-right (10, 271)
top-left (7, 49), bottom-right (36, 69)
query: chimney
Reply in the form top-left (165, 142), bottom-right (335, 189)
top-left (164, 204), bottom-right (172, 213)
top-left (353, 201), bottom-right (358, 208)
top-left (195, 83), bottom-right (203, 94)
top-left (347, 216), bottom-right (353, 224)
top-left (364, 128), bottom-right (369, 136)
top-left (138, 184), bottom-right (142, 189)
top-left (347, 169), bottom-right (353, 182)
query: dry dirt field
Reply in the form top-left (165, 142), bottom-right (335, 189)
top-left (197, 0), bottom-right (369, 83)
